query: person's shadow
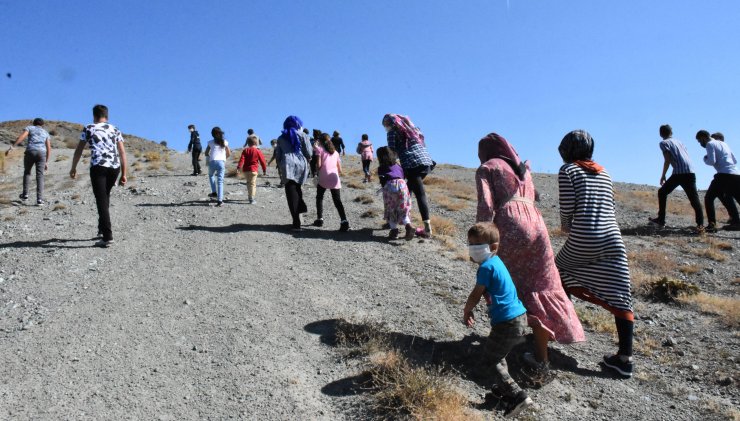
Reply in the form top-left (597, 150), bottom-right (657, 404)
top-left (304, 319), bottom-right (619, 406)
top-left (177, 224), bottom-right (394, 243)
top-left (0, 237), bottom-right (96, 249)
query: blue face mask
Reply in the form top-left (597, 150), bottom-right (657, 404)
top-left (468, 244), bottom-right (493, 264)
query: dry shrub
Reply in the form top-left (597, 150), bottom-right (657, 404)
top-left (454, 251), bottom-right (469, 262)
top-left (430, 215), bottom-right (457, 237)
top-left (574, 304), bottom-right (616, 334)
top-left (52, 203), bottom-right (66, 211)
top-left (132, 161), bottom-right (143, 171)
top-left (628, 250), bottom-right (677, 275)
top-left (346, 181), bottom-right (367, 189)
top-left (147, 162), bottom-right (161, 171)
top-left (3, 215), bottom-right (15, 221)
top-left (678, 264), bottom-right (701, 275)
top-left (165, 163), bottom-right (175, 171)
top-left (643, 277), bottom-right (699, 302)
top-left (0, 196), bottom-right (11, 205)
top-left (133, 150), bottom-right (142, 159)
top-left (424, 176), bottom-right (454, 188)
top-left (679, 293), bottom-right (740, 328)
top-left (354, 194), bottom-right (375, 205)
top-left (55, 155), bottom-right (69, 162)
top-left (344, 168), bottom-right (365, 178)
top-left (226, 167), bottom-right (238, 178)
top-left (548, 226), bottom-right (568, 237)
top-left (633, 335), bottom-right (661, 357)
top-left (144, 151), bottom-right (161, 162)
top-left (63, 137), bottom-right (79, 149)
top-left (431, 193), bottom-right (467, 212)
top-left (695, 247), bottom-right (728, 262)
top-left (438, 236), bottom-right (459, 252)
top-left (71, 194), bottom-right (81, 200)
top-left (361, 209), bottom-right (380, 219)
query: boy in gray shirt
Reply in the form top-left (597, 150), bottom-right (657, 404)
top-left (5, 118), bottom-right (51, 205)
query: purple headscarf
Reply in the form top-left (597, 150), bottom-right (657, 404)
top-left (382, 113), bottom-right (425, 148)
top-left (282, 115), bottom-right (304, 153)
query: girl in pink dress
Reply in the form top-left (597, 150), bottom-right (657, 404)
top-left (313, 133), bottom-right (349, 232)
top-left (476, 133), bottom-right (585, 369)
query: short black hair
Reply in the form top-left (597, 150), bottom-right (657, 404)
top-left (32, 118), bottom-right (44, 126)
top-left (333, 131), bottom-right (339, 137)
top-left (247, 128), bottom-right (254, 135)
top-left (659, 124), bottom-right (672, 138)
top-left (711, 132), bottom-right (724, 141)
top-left (361, 134), bottom-right (368, 140)
top-left (188, 124), bottom-right (195, 130)
top-left (93, 104), bottom-right (109, 120)
top-left (695, 130), bottom-right (711, 140)
top-left (302, 128), bottom-right (309, 134)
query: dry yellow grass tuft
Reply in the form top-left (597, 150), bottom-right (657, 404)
top-left (628, 249), bottom-right (677, 275)
top-left (615, 189), bottom-right (731, 220)
top-left (361, 209), bottom-right (381, 219)
top-left (3, 215), bottom-right (14, 221)
top-left (147, 162), bottom-right (161, 171)
top-left (52, 203), bottom-right (66, 211)
top-left (574, 304), bottom-right (616, 334)
top-left (679, 293), bottom-right (739, 328)
top-left (695, 247), bottom-right (728, 262)
top-left (144, 151), bottom-right (161, 162)
top-left (165, 163), bottom-right (175, 171)
top-left (64, 137), bottom-right (80, 149)
top-left (430, 215), bottom-right (457, 237)
top-left (345, 181), bottom-right (367, 189)
top-left (430, 193), bottom-right (467, 212)
top-left (225, 168), bottom-right (238, 178)
top-left (354, 194), bottom-right (375, 205)
top-left (71, 194), bottom-right (81, 200)
top-left (678, 264), bottom-right (702, 275)
top-left (55, 155), bottom-right (69, 162)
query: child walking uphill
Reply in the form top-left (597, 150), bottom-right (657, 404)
top-left (356, 134), bottom-right (374, 183)
top-left (463, 222), bottom-right (533, 419)
top-left (237, 136), bottom-right (267, 204)
top-left (314, 133), bottom-right (350, 232)
top-left (205, 127), bottom-right (231, 207)
top-left (377, 146), bottom-right (415, 240)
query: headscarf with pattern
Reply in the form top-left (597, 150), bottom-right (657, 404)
top-left (282, 115), bottom-right (304, 153)
top-left (478, 133), bottom-right (528, 180)
top-left (382, 113), bottom-right (425, 148)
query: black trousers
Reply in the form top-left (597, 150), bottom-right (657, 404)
top-left (90, 165), bottom-right (120, 241)
top-left (316, 186), bottom-right (347, 221)
top-left (705, 173), bottom-right (740, 224)
top-left (191, 148), bottom-right (202, 174)
top-left (657, 173), bottom-right (703, 225)
top-left (284, 181), bottom-right (307, 228)
top-left (310, 155), bottom-right (318, 177)
top-left (405, 165), bottom-right (431, 221)
top-left (361, 159), bottom-right (372, 177)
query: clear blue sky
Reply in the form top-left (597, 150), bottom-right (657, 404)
top-left (2, 0), bottom-right (738, 187)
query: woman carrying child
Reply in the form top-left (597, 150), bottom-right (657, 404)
top-left (377, 146), bottom-right (415, 240)
top-left (356, 134), bottom-right (374, 183)
top-left (476, 133), bottom-right (584, 371)
top-left (313, 133), bottom-right (350, 232)
top-left (556, 130), bottom-right (634, 378)
top-left (205, 127), bottom-right (231, 207)
top-left (237, 135), bottom-right (267, 204)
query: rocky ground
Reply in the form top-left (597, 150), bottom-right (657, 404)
top-left (0, 141), bottom-right (738, 420)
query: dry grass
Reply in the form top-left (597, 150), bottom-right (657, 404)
top-left (430, 193), bottom-right (467, 212)
top-left (628, 249), bottom-right (677, 275)
top-left (430, 215), bottom-right (457, 237)
top-left (0, 196), bottom-right (11, 206)
top-left (639, 276), bottom-right (700, 302)
top-left (574, 304), bottom-right (617, 334)
top-left (226, 168), bottom-right (238, 178)
top-left (678, 264), bottom-right (702, 275)
top-left (3, 215), bottom-right (14, 221)
top-left (131, 161), bottom-right (143, 171)
top-left (354, 194), bottom-right (375, 205)
top-left (52, 203), bottom-right (66, 211)
top-left (633, 335), bottom-right (661, 357)
top-left (678, 293), bottom-right (740, 328)
top-left (424, 177), bottom-right (476, 202)
top-left (54, 155), bottom-right (69, 162)
top-left (346, 181), bottom-right (367, 189)
top-left (133, 150), bottom-right (142, 159)
top-left (143, 151), bottom-right (161, 162)
top-left (695, 247), bottom-right (728, 262)
top-left (164, 163), bottom-right (175, 171)
top-left (147, 162), bottom-right (161, 171)
top-left (63, 137), bottom-right (80, 149)
top-left (615, 189), bottom-right (730, 220)
top-left (71, 194), bottom-right (81, 200)
top-left (0, 153), bottom-right (4, 174)
top-left (361, 209), bottom-right (381, 219)
top-left (335, 320), bottom-right (473, 420)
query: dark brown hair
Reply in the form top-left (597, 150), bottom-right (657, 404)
top-left (211, 127), bottom-right (225, 147)
top-left (322, 133), bottom-right (336, 154)
top-left (376, 146), bottom-right (397, 167)
top-left (93, 104), bottom-right (108, 120)
top-left (32, 118), bottom-right (44, 126)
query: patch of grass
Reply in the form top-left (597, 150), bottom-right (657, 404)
top-left (574, 304), bottom-right (616, 334)
top-left (695, 246), bottom-right (728, 262)
top-left (54, 155), bottom-right (69, 162)
top-left (642, 276), bottom-right (699, 302)
top-left (431, 193), bottom-right (467, 212)
top-left (430, 215), bottom-right (457, 237)
top-left (52, 203), bottom-right (66, 211)
top-left (165, 163), bottom-right (175, 171)
top-left (71, 194), bottom-right (81, 200)
top-left (628, 249), bottom-right (677, 275)
top-left (132, 161), bottom-right (143, 171)
top-left (678, 264), bottom-right (702, 275)
top-left (144, 151), bottom-right (161, 162)
top-left (225, 167), bottom-right (238, 178)
top-left (0, 196), bottom-right (11, 205)
top-left (679, 293), bottom-right (739, 328)
top-left (18, 208), bottom-right (28, 215)
top-left (64, 137), bottom-right (80, 149)
top-left (3, 215), bottom-right (15, 221)
top-left (346, 181), bottom-right (367, 189)
top-left (147, 162), bottom-right (161, 171)
top-left (133, 150), bottom-right (142, 159)
top-left (361, 209), bottom-right (381, 219)
top-left (354, 194), bottom-right (375, 205)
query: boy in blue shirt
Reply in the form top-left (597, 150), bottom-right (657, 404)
top-left (463, 222), bottom-right (533, 418)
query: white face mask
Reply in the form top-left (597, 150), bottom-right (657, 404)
top-left (468, 244), bottom-right (493, 264)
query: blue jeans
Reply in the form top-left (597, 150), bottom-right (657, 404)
top-left (208, 160), bottom-right (226, 201)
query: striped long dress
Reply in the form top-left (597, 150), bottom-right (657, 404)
top-left (555, 163), bottom-right (632, 314)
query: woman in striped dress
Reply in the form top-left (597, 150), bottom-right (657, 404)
top-left (555, 130), bottom-right (634, 378)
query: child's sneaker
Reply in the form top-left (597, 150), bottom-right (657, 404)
top-left (339, 221), bottom-right (350, 232)
top-left (503, 391), bottom-right (533, 418)
top-left (36, 200), bottom-right (45, 206)
top-left (208, 192), bottom-right (217, 199)
top-left (693, 225), bottom-right (705, 234)
top-left (648, 217), bottom-right (665, 227)
top-left (602, 354), bottom-right (633, 378)
top-left (388, 228), bottom-right (399, 239)
top-left (404, 224), bottom-right (415, 241)
top-left (313, 219), bottom-right (324, 227)
top-left (705, 223), bottom-right (718, 233)
top-left (19, 194), bottom-right (28, 201)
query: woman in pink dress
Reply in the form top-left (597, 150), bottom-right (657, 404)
top-left (476, 133), bottom-right (585, 369)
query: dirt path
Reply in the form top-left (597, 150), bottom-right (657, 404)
top-left (1, 149), bottom-right (738, 420)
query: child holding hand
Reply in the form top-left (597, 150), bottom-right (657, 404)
top-left (463, 222), bottom-right (533, 419)
top-left (377, 146), bottom-right (415, 240)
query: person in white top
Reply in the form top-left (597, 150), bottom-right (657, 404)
top-left (696, 130), bottom-right (739, 231)
top-left (204, 127), bottom-right (231, 207)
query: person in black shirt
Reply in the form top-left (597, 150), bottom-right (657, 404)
top-left (187, 124), bottom-right (202, 175)
top-left (331, 131), bottom-right (346, 156)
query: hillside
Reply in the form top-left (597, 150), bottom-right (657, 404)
top-left (0, 136), bottom-right (738, 420)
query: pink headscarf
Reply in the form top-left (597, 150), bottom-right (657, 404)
top-left (478, 133), bottom-right (528, 180)
top-left (382, 114), bottom-right (425, 148)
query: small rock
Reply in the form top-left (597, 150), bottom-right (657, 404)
top-left (676, 350), bottom-right (686, 356)
top-left (717, 376), bottom-right (732, 386)
top-left (184, 299), bottom-right (191, 305)
top-left (663, 337), bottom-right (677, 347)
top-left (690, 365), bottom-right (699, 371)
top-left (687, 394), bottom-right (699, 401)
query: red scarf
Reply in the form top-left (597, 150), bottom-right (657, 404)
top-left (574, 160), bottom-right (604, 174)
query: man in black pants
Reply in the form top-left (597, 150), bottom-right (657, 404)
top-left (187, 124), bottom-right (202, 175)
top-left (649, 124), bottom-right (704, 232)
top-left (696, 130), bottom-right (740, 232)
top-left (331, 131), bottom-right (346, 156)
top-left (70, 104), bottom-right (128, 247)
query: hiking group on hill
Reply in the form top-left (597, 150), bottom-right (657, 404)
top-left (4, 106), bottom-right (739, 418)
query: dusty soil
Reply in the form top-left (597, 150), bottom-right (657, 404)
top-left (0, 142), bottom-right (738, 420)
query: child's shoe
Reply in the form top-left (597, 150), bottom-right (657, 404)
top-left (19, 193), bottom-right (28, 201)
top-left (648, 217), bottom-right (665, 227)
top-left (404, 224), bottom-right (415, 241)
top-left (339, 221), bottom-right (350, 232)
top-left (705, 223), bottom-right (718, 233)
top-left (208, 192), bottom-right (217, 199)
top-left (423, 220), bottom-right (433, 237)
top-left (313, 219), bottom-right (324, 227)
top-left (503, 391), bottom-right (533, 418)
top-left (602, 354), bottom-right (633, 378)
top-left (388, 228), bottom-right (399, 239)
top-left (522, 352), bottom-right (550, 373)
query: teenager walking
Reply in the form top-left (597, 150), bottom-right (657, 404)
top-left (187, 124), bottom-right (202, 175)
top-left (6, 118), bottom-right (51, 205)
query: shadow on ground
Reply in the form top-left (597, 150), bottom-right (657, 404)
top-left (177, 224), bottom-right (394, 243)
top-left (0, 237), bottom-right (96, 249)
top-left (305, 319), bottom-right (621, 403)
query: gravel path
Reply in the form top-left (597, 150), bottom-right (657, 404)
top-left (1, 149), bottom-right (737, 420)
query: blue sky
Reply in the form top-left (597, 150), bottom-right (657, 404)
top-left (1, 0), bottom-right (738, 187)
